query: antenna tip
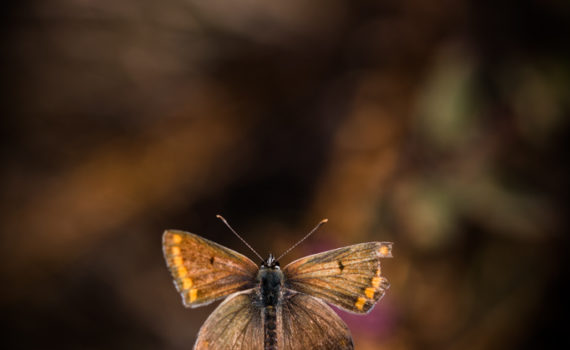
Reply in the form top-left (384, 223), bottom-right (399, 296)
top-left (320, 218), bottom-right (329, 224)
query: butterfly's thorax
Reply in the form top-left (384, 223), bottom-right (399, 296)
top-left (258, 266), bottom-right (283, 306)
top-left (257, 264), bottom-right (283, 350)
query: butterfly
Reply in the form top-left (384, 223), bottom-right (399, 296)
top-left (162, 216), bottom-right (392, 350)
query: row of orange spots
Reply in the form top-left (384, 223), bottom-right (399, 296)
top-left (355, 278), bottom-right (379, 311)
top-left (354, 246), bottom-right (391, 310)
top-left (170, 234), bottom-right (196, 302)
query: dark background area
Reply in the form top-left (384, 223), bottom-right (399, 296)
top-left (1, 1), bottom-right (569, 349)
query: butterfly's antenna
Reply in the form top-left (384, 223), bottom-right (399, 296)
top-left (276, 218), bottom-right (328, 261)
top-left (216, 215), bottom-right (264, 262)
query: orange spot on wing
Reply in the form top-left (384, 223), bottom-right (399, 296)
top-left (173, 256), bottom-right (183, 266)
top-left (189, 288), bottom-right (198, 302)
top-left (355, 297), bottom-right (366, 311)
top-left (177, 266), bottom-right (188, 278)
top-left (171, 246), bottom-right (181, 255)
top-left (182, 278), bottom-right (193, 289)
top-left (379, 244), bottom-right (391, 257)
top-left (365, 287), bottom-right (376, 299)
top-left (372, 276), bottom-right (382, 288)
top-left (172, 234), bottom-right (182, 244)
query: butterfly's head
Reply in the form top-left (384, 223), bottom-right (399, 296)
top-left (262, 253), bottom-right (280, 269)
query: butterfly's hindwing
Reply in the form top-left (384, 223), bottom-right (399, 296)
top-left (283, 242), bottom-right (392, 313)
top-left (279, 289), bottom-right (354, 350)
top-left (194, 289), bottom-right (263, 350)
top-left (162, 230), bottom-right (258, 307)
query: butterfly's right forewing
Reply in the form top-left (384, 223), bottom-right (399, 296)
top-left (283, 242), bottom-right (392, 313)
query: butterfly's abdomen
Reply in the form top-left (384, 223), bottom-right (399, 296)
top-left (264, 306), bottom-right (278, 350)
top-left (258, 267), bottom-right (283, 350)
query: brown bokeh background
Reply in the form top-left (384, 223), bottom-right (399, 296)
top-left (1, 1), bottom-right (569, 349)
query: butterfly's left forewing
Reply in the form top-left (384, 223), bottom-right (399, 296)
top-left (163, 230), bottom-right (258, 307)
top-left (283, 242), bottom-right (392, 313)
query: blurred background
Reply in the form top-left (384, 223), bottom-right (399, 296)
top-left (1, 0), bottom-right (569, 349)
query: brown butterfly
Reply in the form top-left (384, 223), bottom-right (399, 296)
top-left (162, 216), bottom-right (392, 350)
